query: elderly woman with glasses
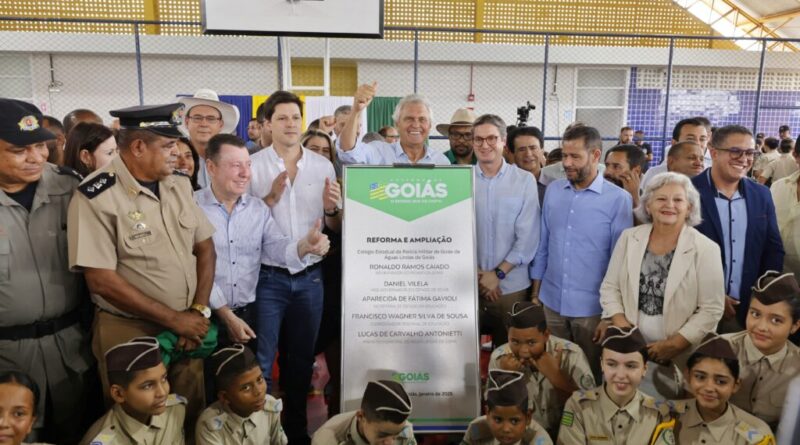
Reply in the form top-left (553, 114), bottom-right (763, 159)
top-left (600, 172), bottom-right (725, 398)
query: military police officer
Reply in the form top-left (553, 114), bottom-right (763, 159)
top-left (68, 103), bottom-right (216, 432)
top-left (0, 98), bottom-right (91, 443)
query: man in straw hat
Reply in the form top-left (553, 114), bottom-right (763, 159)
top-left (179, 88), bottom-right (241, 188)
top-left (437, 107), bottom-right (478, 165)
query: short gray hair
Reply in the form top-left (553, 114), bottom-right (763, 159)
top-left (392, 94), bottom-right (433, 124)
top-left (472, 114), bottom-right (507, 139)
top-left (634, 172), bottom-right (702, 226)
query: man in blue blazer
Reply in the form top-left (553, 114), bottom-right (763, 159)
top-left (691, 125), bottom-right (784, 331)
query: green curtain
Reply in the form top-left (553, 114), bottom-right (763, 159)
top-left (367, 96), bottom-right (401, 132)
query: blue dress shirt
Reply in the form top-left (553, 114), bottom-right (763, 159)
top-left (709, 172), bottom-right (748, 299)
top-left (336, 139), bottom-right (450, 165)
top-left (475, 162), bottom-right (541, 294)
top-left (195, 188), bottom-right (305, 310)
top-left (530, 173), bottom-right (633, 317)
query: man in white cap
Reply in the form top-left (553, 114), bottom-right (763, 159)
top-left (438, 107), bottom-right (478, 165)
top-left (179, 88), bottom-right (241, 188)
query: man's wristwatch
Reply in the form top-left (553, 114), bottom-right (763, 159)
top-left (190, 303), bottom-right (211, 319)
top-left (494, 268), bottom-right (506, 280)
top-left (324, 207), bottom-right (340, 217)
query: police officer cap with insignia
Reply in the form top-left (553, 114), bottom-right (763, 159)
top-left (111, 103), bottom-right (185, 138)
top-left (0, 98), bottom-right (56, 147)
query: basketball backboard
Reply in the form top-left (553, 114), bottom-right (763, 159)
top-left (201, 0), bottom-right (384, 38)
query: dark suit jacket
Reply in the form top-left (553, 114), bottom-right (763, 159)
top-left (692, 169), bottom-right (784, 324)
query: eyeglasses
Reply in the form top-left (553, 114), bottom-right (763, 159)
top-left (187, 115), bottom-right (222, 124)
top-left (714, 147), bottom-right (760, 160)
top-left (449, 132), bottom-right (472, 141)
top-left (473, 135), bottom-right (500, 146)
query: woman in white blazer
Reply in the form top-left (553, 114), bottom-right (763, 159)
top-left (600, 172), bottom-right (725, 398)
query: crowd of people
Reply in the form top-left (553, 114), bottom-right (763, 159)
top-left (0, 78), bottom-right (798, 445)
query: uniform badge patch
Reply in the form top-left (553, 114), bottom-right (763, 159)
top-left (561, 411), bottom-right (574, 427)
top-left (17, 115), bottom-right (39, 131)
top-left (580, 373), bottom-right (595, 389)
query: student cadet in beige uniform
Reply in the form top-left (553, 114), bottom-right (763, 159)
top-left (312, 380), bottom-right (416, 445)
top-left (488, 301), bottom-right (595, 436)
top-left (81, 337), bottom-right (186, 445)
top-left (67, 103), bottom-right (216, 431)
top-left (651, 335), bottom-right (775, 445)
top-left (196, 344), bottom-right (287, 445)
top-left (558, 326), bottom-right (675, 445)
top-left (723, 271), bottom-right (800, 430)
top-left (462, 369), bottom-right (551, 445)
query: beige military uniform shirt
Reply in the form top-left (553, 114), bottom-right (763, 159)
top-left (650, 399), bottom-right (774, 445)
top-left (196, 396), bottom-right (288, 445)
top-left (79, 394), bottom-right (187, 445)
top-left (68, 156), bottom-right (215, 316)
top-left (723, 330), bottom-right (800, 426)
top-left (461, 416), bottom-right (552, 445)
top-left (0, 164), bottom-right (91, 429)
top-left (488, 335), bottom-right (595, 432)
top-left (557, 387), bottom-right (671, 445)
top-left (311, 411), bottom-right (416, 445)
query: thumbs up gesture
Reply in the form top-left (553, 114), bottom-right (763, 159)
top-left (299, 219), bottom-right (330, 258)
top-left (353, 81), bottom-right (378, 113)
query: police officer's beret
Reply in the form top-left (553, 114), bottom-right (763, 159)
top-left (0, 98), bottom-right (55, 146)
top-left (363, 380), bottom-right (412, 417)
top-left (110, 103), bottom-right (184, 138)
top-left (105, 336), bottom-right (163, 373)
top-left (505, 301), bottom-right (546, 329)
top-left (486, 369), bottom-right (527, 407)
top-left (209, 344), bottom-right (259, 378)
top-left (694, 334), bottom-right (737, 361)
top-left (601, 325), bottom-right (647, 354)
top-left (752, 270), bottom-right (800, 305)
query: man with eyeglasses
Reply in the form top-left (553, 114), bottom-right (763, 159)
top-left (437, 108), bottom-right (478, 165)
top-left (692, 125), bottom-right (784, 333)
top-left (337, 82), bottom-right (450, 165)
top-left (472, 114), bottom-right (540, 346)
top-left (179, 89), bottom-right (241, 188)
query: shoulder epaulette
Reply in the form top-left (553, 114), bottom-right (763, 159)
top-left (172, 169), bottom-right (189, 178)
top-left (264, 396), bottom-right (283, 413)
top-left (574, 389), bottom-right (599, 402)
top-left (205, 414), bottom-right (226, 431)
top-left (665, 400), bottom-right (688, 415)
top-left (89, 431), bottom-right (117, 445)
top-left (78, 172), bottom-right (115, 199)
top-left (166, 393), bottom-right (187, 406)
top-left (734, 420), bottom-right (770, 444)
top-left (56, 165), bottom-right (84, 181)
top-left (555, 340), bottom-right (579, 352)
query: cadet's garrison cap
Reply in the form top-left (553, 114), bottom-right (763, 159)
top-left (209, 344), bottom-right (258, 377)
top-left (601, 325), bottom-right (647, 354)
top-left (0, 98), bottom-right (55, 146)
top-left (363, 380), bottom-right (412, 417)
top-left (752, 270), bottom-right (800, 305)
top-left (486, 369), bottom-right (527, 407)
top-left (105, 337), bottom-right (163, 373)
top-left (505, 301), bottom-right (546, 329)
top-left (694, 334), bottom-right (737, 361)
top-left (110, 103), bottom-right (184, 138)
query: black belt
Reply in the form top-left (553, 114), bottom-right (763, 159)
top-left (0, 310), bottom-right (81, 341)
top-left (261, 262), bottom-right (321, 277)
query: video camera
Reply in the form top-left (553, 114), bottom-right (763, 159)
top-left (516, 101), bottom-right (536, 127)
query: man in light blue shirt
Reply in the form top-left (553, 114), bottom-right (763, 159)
top-left (473, 114), bottom-right (541, 345)
top-left (530, 125), bottom-right (632, 377)
top-left (336, 82), bottom-right (450, 166)
top-left (195, 133), bottom-right (330, 349)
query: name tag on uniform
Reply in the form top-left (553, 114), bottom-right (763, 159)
top-left (588, 435), bottom-right (610, 441)
top-left (129, 230), bottom-right (153, 241)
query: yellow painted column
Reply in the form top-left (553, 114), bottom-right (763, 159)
top-left (143, 0), bottom-right (161, 35)
top-left (474, 0), bottom-right (485, 43)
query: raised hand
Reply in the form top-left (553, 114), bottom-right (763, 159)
top-left (353, 81), bottom-right (378, 113)
top-left (323, 177), bottom-right (341, 214)
top-left (265, 171), bottom-right (289, 207)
